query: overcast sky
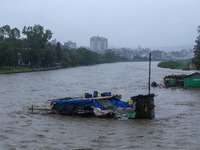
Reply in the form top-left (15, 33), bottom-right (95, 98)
top-left (1, 0), bottom-right (200, 48)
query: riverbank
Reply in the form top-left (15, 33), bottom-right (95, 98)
top-left (0, 67), bottom-right (61, 74)
top-left (0, 60), bottom-right (154, 74)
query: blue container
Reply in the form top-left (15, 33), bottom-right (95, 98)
top-left (105, 92), bottom-right (111, 96)
top-left (93, 91), bottom-right (98, 97)
top-left (85, 94), bottom-right (92, 98)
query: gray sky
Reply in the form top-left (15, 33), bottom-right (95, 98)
top-left (1, 0), bottom-right (200, 48)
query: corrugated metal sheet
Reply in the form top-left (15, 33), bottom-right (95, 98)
top-left (184, 75), bottom-right (200, 88)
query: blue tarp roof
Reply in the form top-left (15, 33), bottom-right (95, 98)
top-left (53, 96), bottom-right (133, 112)
top-left (53, 97), bottom-right (108, 104)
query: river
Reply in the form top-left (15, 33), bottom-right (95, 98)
top-left (0, 62), bottom-right (199, 150)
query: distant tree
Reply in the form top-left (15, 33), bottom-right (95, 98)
top-left (20, 38), bottom-right (31, 65)
top-left (61, 49), bottom-right (71, 67)
top-left (104, 51), bottom-right (117, 63)
top-left (75, 48), bottom-right (96, 65)
top-left (70, 51), bottom-right (79, 66)
top-left (194, 25), bottom-right (200, 70)
top-left (4, 29), bottom-right (22, 65)
top-left (0, 25), bottom-right (20, 40)
top-left (171, 51), bottom-right (181, 58)
top-left (22, 24), bottom-right (53, 65)
top-left (0, 25), bottom-right (10, 39)
top-left (22, 24), bottom-right (53, 50)
top-left (9, 28), bottom-right (20, 39)
top-left (56, 42), bottom-right (61, 62)
top-left (0, 27), bottom-right (3, 41)
top-left (0, 41), bottom-right (14, 68)
top-left (42, 46), bottom-right (56, 67)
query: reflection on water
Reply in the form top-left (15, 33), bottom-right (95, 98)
top-left (0, 62), bottom-right (199, 149)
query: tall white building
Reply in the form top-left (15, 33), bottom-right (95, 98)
top-left (90, 36), bottom-right (108, 52)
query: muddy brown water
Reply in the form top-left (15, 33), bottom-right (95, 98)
top-left (0, 62), bottom-right (199, 150)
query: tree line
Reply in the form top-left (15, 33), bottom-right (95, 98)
top-left (193, 25), bottom-right (200, 70)
top-left (0, 24), bottom-right (129, 69)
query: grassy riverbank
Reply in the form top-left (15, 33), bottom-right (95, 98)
top-left (0, 66), bottom-right (60, 74)
top-left (157, 59), bottom-right (191, 70)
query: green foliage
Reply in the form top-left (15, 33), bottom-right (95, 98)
top-left (10, 28), bottom-right (20, 39)
top-left (21, 24), bottom-right (53, 66)
top-left (42, 46), bottom-right (56, 66)
top-left (157, 60), bottom-right (191, 70)
top-left (22, 24), bottom-right (52, 50)
top-left (104, 51), bottom-right (117, 63)
top-left (70, 51), bottom-right (79, 66)
top-left (61, 49), bottom-right (71, 67)
top-left (1, 66), bottom-right (30, 70)
top-left (194, 25), bottom-right (200, 70)
top-left (0, 25), bottom-right (21, 40)
top-left (56, 42), bottom-right (61, 62)
top-left (0, 40), bottom-right (14, 67)
top-left (75, 48), bottom-right (101, 65)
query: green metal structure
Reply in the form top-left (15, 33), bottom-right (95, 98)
top-left (184, 72), bottom-right (200, 88)
top-left (171, 78), bottom-right (176, 86)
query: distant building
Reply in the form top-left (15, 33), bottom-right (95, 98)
top-left (151, 50), bottom-right (162, 59)
top-left (63, 41), bottom-right (76, 49)
top-left (90, 36), bottom-right (108, 52)
top-left (51, 39), bottom-right (57, 45)
top-left (126, 53), bottom-right (135, 59)
top-left (180, 49), bottom-right (187, 57)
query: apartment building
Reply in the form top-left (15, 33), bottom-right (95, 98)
top-left (90, 36), bottom-right (108, 52)
top-left (64, 40), bottom-right (76, 49)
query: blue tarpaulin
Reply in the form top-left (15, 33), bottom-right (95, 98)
top-left (53, 97), bottom-right (133, 112)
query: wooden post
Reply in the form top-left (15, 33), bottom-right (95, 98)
top-left (148, 53), bottom-right (151, 95)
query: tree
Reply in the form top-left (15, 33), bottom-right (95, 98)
top-left (0, 41), bottom-right (14, 68)
top-left (9, 28), bottom-right (20, 39)
top-left (22, 24), bottom-right (53, 65)
top-left (75, 48), bottom-right (96, 65)
top-left (70, 51), bottom-right (79, 66)
top-left (22, 24), bottom-right (53, 50)
top-left (0, 25), bottom-right (20, 41)
top-left (42, 46), bottom-right (56, 67)
top-left (56, 42), bottom-right (61, 62)
top-left (104, 51), bottom-right (117, 63)
top-left (194, 25), bottom-right (200, 70)
top-left (61, 50), bottom-right (71, 67)
top-left (0, 25), bottom-right (10, 39)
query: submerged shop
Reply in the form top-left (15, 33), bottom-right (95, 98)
top-left (163, 72), bottom-right (200, 88)
top-left (50, 92), bottom-right (155, 119)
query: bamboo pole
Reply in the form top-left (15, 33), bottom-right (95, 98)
top-left (148, 53), bottom-right (151, 95)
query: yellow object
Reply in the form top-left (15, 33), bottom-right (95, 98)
top-left (127, 99), bottom-right (133, 105)
top-left (165, 78), bottom-right (171, 81)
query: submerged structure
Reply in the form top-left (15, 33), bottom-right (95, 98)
top-left (164, 74), bottom-right (187, 88)
top-left (163, 72), bottom-right (200, 88)
top-left (183, 72), bottom-right (200, 88)
top-left (50, 92), bottom-right (155, 119)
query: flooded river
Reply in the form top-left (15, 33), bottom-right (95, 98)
top-left (0, 62), bottom-right (199, 150)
